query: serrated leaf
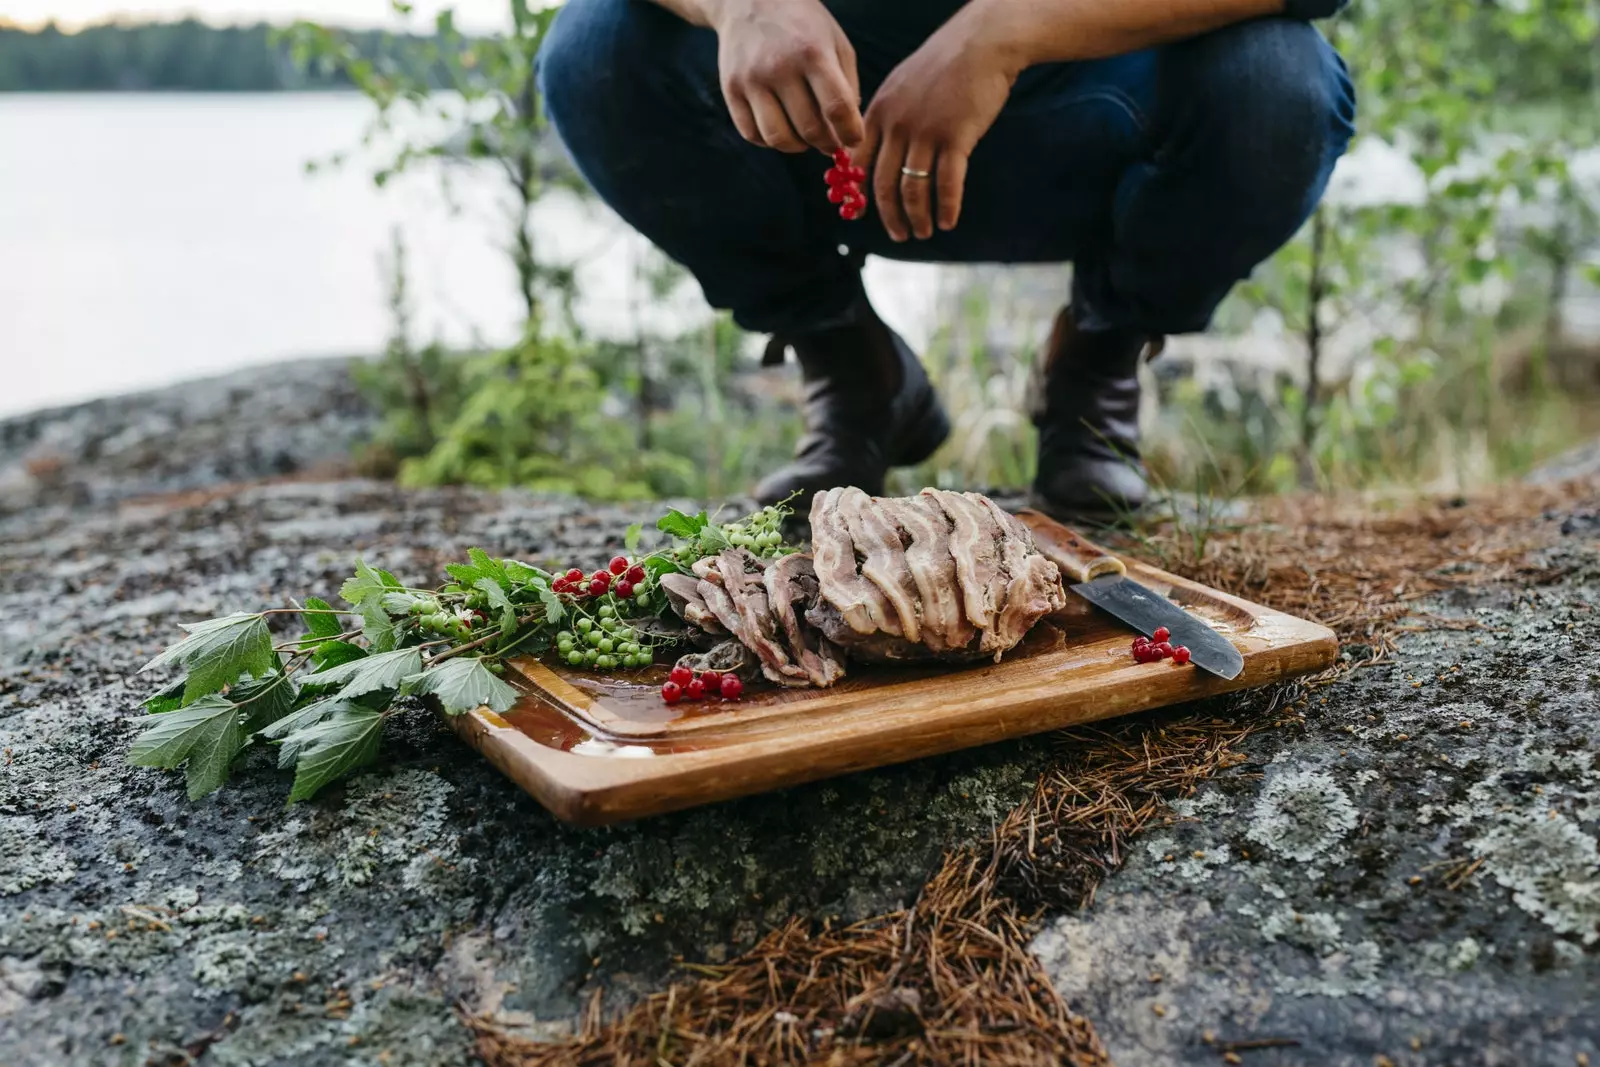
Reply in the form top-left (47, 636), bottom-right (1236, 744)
top-left (501, 559), bottom-right (545, 584)
top-left (656, 508), bottom-right (708, 539)
top-left (473, 577), bottom-right (513, 612)
top-left (311, 639), bottom-right (367, 671)
top-left (339, 559), bottom-right (390, 607)
top-left (467, 548), bottom-right (508, 588)
top-left (642, 555), bottom-right (684, 580)
top-left (229, 673), bottom-right (298, 731)
top-left (377, 568), bottom-right (403, 589)
top-left (143, 675), bottom-right (187, 715)
top-left (301, 597), bottom-right (343, 640)
top-left (140, 613), bottom-right (275, 706)
top-left (445, 561), bottom-right (484, 587)
top-left (360, 598), bottom-right (398, 653)
top-left (324, 648), bottom-right (423, 701)
top-left (624, 523), bottom-right (642, 554)
top-left (284, 706), bottom-right (386, 803)
top-left (128, 694), bottom-right (248, 799)
top-left (404, 658), bottom-right (518, 715)
top-left (535, 580), bottom-right (563, 626)
top-left (381, 591), bottom-right (424, 614)
top-left (260, 696), bottom-right (348, 745)
top-left (129, 695), bottom-right (238, 769)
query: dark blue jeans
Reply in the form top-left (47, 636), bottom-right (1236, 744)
top-left (539, 0), bottom-right (1356, 337)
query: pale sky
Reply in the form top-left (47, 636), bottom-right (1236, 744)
top-left (6, 0), bottom-right (512, 31)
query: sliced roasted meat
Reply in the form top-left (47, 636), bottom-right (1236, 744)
top-left (980, 497), bottom-right (1069, 650)
top-left (674, 639), bottom-right (761, 682)
top-left (922, 488), bottom-right (1010, 654)
top-left (840, 488), bottom-right (923, 644)
top-left (810, 487), bottom-right (903, 637)
top-left (880, 495), bottom-right (974, 653)
top-left (717, 549), bottom-right (811, 687)
top-left (763, 552), bottom-right (845, 687)
top-left (658, 572), bottom-right (726, 635)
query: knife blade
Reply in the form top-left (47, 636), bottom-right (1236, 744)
top-left (1015, 511), bottom-right (1245, 680)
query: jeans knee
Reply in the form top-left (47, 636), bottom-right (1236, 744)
top-left (1166, 18), bottom-right (1356, 181)
top-left (538, 0), bottom-right (655, 135)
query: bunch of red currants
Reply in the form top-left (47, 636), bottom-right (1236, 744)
top-left (553, 555), bottom-right (647, 601)
top-left (661, 663), bottom-right (744, 705)
top-left (825, 148), bottom-right (868, 220)
top-left (1131, 627), bottom-right (1192, 665)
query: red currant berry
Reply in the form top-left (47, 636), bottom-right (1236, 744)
top-left (846, 165), bottom-right (866, 182)
top-left (588, 577), bottom-right (609, 597)
top-left (609, 556), bottom-right (629, 575)
top-left (1171, 646), bottom-right (1192, 665)
top-left (832, 147), bottom-right (851, 166)
top-left (614, 579), bottom-right (634, 599)
top-left (1152, 626), bottom-right (1171, 644)
top-left (827, 185), bottom-right (846, 204)
top-left (719, 674), bottom-right (744, 700)
top-left (661, 681), bottom-right (683, 705)
top-left (564, 568), bottom-right (581, 582)
top-left (840, 204), bottom-right (861, 220)
top-left (669, 665), bottom-right (693, 687)
top-left (1154, 641), bottom-right (1174, 659)
top-left (700, 670), bottom-right (722, 693)
top-left (626, 564), bottom-right (646, 584)
top-left (685, 677), bottom-right (706, 701)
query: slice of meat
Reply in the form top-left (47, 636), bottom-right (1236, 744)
top-left (809, 487), bottom-right (902, 637)
top-left (839, 488), bottom-right (921, 644)
top-left (696, 577), bottom-right (749, 644)
top-left (763, 552), bottom-right (844, 687)
top-left (979, 497), bottom-right (1068, 651)
top-left (658, 572), bottom-right (726, 635)
top-left (717, 549), bottom-right (810, 686)
top-left (879, 495), bottom-right (974, 653)
top-left (805, 600), bottom-right (938, 663)
top-left (922, 488), bottom-right (1009, 652)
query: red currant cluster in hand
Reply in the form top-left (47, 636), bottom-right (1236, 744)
top-left (1131, 627), bottom-right (1192, 665)
top-left (553, 555), bottom-right (648, 601)
top-left (661, 663), bottom-right (744, 705)
top-left (825, 148), bottom-right (868, 221)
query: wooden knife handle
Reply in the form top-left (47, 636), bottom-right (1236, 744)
top-left (1015, 510), bottom-right (1128, 585)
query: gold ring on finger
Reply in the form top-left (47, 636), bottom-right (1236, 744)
top-left (900, 166), bottom-right (932, 180)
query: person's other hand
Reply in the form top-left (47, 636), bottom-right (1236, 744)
top-left (856, 24), bottom-right (1018, 241)
top-left (709, 0), bottom-right (864, 154)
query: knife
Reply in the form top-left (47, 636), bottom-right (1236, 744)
top-left (1016, 511), bottom-right (1245, 680)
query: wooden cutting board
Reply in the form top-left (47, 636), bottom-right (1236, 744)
top-left (450, 510), bottom-right (1336, 825)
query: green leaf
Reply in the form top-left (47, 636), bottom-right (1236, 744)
top-left (143, 675), bottom-right (187, 715)
top-left (260, 696), bottom-right (347, 745)
top-left (360, 598), bottom-right (398, 653)
top-left (624, 523), bottom-right (643, 554)
top-left (312, 639), bottom-right (368, 671)
top-left (140, 613), bottom-right (275, 706)
top-left (500, 559), bottom-right (546, 584)
top-left (283, 706), bottom-right (386, 803)
top-left (535, 580), bottom-right (564, 626)
top-left (404, 657), bottom-right (519, 715)
top-left (317, 647), bottom-right (423, 701)
top-left (339, 559), bottom-right (390, 607)
top-left (229, 673), bottom-right (298, 731)
top-left (301, 597), bottom-right (342, 640)
top-left (468, 548), bottom-right (508, 588)
top-left (128, 694), bottom-right (248, 799)
top-left (474, 577), bottom-right (513, 613)
top-left (656, 508), bottom-right (709, 540)
top-left (642, 555), bottom-right (684, 580)
top-left (445, 561), bottom-right (485, 587)
top-left (381, 592), bottom-right (424, 614)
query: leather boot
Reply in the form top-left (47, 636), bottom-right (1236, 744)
top-left (753, 298), bottom-right (950, 510)
top-left (1028, 307), bottom-right (1162, 524)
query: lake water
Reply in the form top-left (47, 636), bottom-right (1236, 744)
top-left (0, 92), bottom-right (953, 418)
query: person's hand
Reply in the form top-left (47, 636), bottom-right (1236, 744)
top-left (856, 22), bottom-right (1020, 241)
top-left (707, 0), bottom-right (864, 154)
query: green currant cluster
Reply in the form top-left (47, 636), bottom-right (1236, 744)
top-left (722, 506), bottom-right (786, 553)
top-left (405, 597), bottom-right (475, 640)
top-left (555, 604), bottom-right (655, 670)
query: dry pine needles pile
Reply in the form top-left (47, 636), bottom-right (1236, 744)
top-left (473, 477), bottom-right (1593, 1067)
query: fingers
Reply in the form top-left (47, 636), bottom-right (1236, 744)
top-left (775, 80), bottom-right (837, 154)
top-left (871, 126), bottom-right (910, 242)
top-left (724, 89), bottom-right (761, 146)
top-left (899, 142), bottom-right (937, 240)
top-left (748, 89), bottom-right (807, 153)
top-left (807, 63), bottom-right (863, 150)
top-left (936, 149), bottom-right (968, 231)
